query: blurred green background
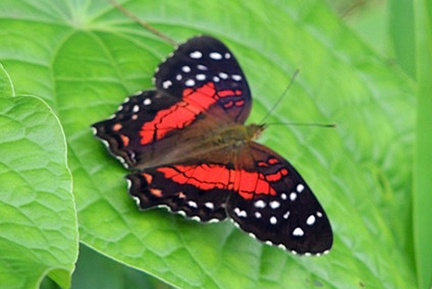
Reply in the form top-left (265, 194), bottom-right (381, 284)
top-left (0, 0), bottom-right (432, 289)
top-left (53, 1), bottom-right (414, 288)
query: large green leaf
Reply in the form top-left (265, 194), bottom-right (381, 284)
top-left (0, 0), bottom-right (416, 288)
top-left (0, 66), bottom-right (77, 288)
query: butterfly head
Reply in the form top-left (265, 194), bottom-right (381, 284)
top-left (247, 123), bottom-right (267, 141)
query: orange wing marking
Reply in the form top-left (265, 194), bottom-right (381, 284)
top-left (157, 164), bottom-right (283, 200)
top-left (139, 82), bottom-right (244, 145)
top-left (120, 134), bottom-right (130, 146)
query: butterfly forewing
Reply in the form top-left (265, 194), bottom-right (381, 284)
top-left (92, 90), bottom-right (177, 167)
top-left (155, 36), bottom-right (252, 123)
top-left (93, 36), bottom-right (252, 168)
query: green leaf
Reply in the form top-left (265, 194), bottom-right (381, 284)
top-left (0, 63), bottom-right (14, 97)
top-left (71, 244), bottom-right (167, 289)
top-left (388, 0), bottom-right (415, 77)
top-left (413, 0), bottom-right (432, 288)
top-left (0, 0), bottom-right (417, 288)
top-left (0, 87), bottom-right (77, 288)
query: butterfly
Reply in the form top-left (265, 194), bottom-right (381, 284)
top-left (92, 36), bottom-right (332, 255)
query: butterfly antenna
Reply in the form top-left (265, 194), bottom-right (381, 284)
top-left (107, 0), bottom-right (178, 46)
top-left (265, 122), bottom-right (336, 128)
top-left (260, 69), bottom-right (300, 124)
top-left (260, 70), bottom-right (335, 128)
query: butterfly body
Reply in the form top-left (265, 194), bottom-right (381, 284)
top-left (136, 122), bottom-right (264, 170)
top-left (92, 35), bottom-right (332, 255)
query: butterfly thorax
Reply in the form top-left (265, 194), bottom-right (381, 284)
top-left (209, 123), bottom-right (266, 147)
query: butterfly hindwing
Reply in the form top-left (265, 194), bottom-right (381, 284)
top-left (127, 163), bottom-right (234, 222)
top-left (226, 143), bottom-right (333, 255)
top-left (127, 142), bottom-right (332, 255)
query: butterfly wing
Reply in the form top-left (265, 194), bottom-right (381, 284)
top-left (127, 162), bottom-right (234, 222)
top-left (226, 142), bottom-right (333, 255)
top-left (92, 36), bottom-right (251, 168)
top-left (155, 36), bottom-right (251, 123)
top-left (127, 141), bottom-right (332, 255)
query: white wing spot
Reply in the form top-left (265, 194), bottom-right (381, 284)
top-left (289, 192), bottom-right (297, 201)
top-left (143, 98), bottom-right (151, 105)
top-left (232, 74), bottom-right (242, 81)
top-left (219, 72), bottom-right (228, 79)
top-left (255, 212), bottom-right (262, 218)
top-left (292, 227), bottom-right (304, 237)
top-left (132, 105), bottom-right (139, 113)
top-left (270, 201), bottom-right (280, 209)
top-left (197, 64), bottom-right (208, 70)
top-left (182, 66), bottom-right (191, 73)
top-left (185, 79), bottom-right (195, 87)
top-left (283, 211), bottom-right (290, 219)
top-left (297, 184), bottom-right (305, 193)
top-left (213, 76), bottom-right (220, 82)
top-left (126, 179), bottom-right (133, 190)
top-left (205, 202), bottom-right (214, 210)
top-left (176, 74), bottom-right (182, 81)
top-left (317, 211), bottom-right (323, 217)
top-left (133, 90), bottom-right (143, 96)
top-left (278, 244), bottom-right (287, 250)
top-left (281, 193), bottom-right (287, 200)
top-left (270, 216), bottom-right (277, 225)
top-left (254, 200), bottom-right (266, 208)
top-left (190, 51), bottom-right (202, 59)
top-left (209, 52), bottom-right (223, 60)
top-left (224, 52), bottom-right (231, 59)
top-left (234, 207), bottom-right (247, 218)
top-left (162, 80), bottom-right (172, 89)
top-left (132, 196), bottom-right (140, 206)
top-left (191, 216), bottom-right (201, 222)
top-left (196, 74), bottom-right (206, 81)
top-left (306, 215), bottom-right (316, 225)
top-left (232, 221), bottom-right (240, 228)
top-left (116, 156), bottom-right (127, 165)
top-left (92, 126), bottom-right (99, 135)
top-left (188, 201), bottom-right (198, 208)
